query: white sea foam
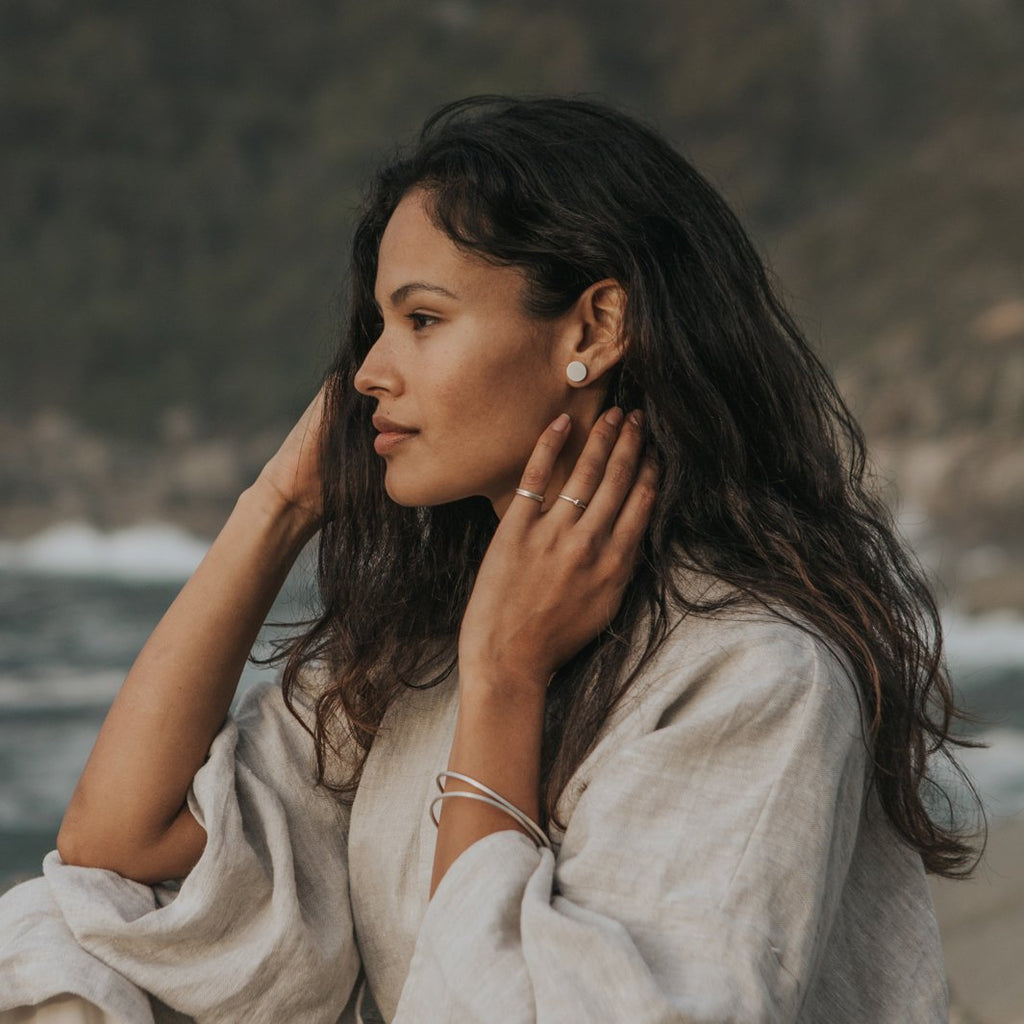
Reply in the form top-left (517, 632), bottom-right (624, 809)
top-left (0, 664), bottom-right (276, 711)
top-left (0, 670), bottom-right (123, 709)
top-left (0, 521), bottom-right (209, 582)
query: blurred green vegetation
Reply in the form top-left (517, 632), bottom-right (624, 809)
top-left (2, 0), bottom-right (1022, 439)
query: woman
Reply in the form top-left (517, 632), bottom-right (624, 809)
top-left (0, 96), bottom-right (977, 1023)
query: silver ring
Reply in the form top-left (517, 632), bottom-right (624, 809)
top-left (557, 493), bottom-right (588, 511)
top-left (515, 488), bottom-right (545, 503)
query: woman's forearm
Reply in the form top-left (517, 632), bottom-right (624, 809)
top-left (57, 481), bottom-right (317, 880)
top-left (429, 673), bottom-right (547, 898)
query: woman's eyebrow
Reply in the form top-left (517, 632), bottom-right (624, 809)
top-left (388, 282), bottom-right (460, 306)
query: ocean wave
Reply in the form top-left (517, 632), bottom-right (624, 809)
top-left (942, 608), bottom-right (1024, 669)
top-left (0, 521), bottom-right (209, 582)
top-left (0, 717), bottom-right (100, 829)
top-left (0, 670), bottom-right (123, 710)
top-left (957, 727), bottom-right (1024, 820)
top-left (1, 523), bottom-right (1021, 662)
top-left (0, 664), bottom-right (277, 712)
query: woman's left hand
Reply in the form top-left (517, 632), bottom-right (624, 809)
top-left (457, 407), bottom-right (658, 699)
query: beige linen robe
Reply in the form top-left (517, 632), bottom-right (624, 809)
top-left (0, 605), bottom-right (949, 1022)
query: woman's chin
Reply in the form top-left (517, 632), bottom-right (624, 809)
top-left (382, 474), bottom-right (450, 508)
top-left (382, 472), bottom-right (495, 510)
top-left (382, 479), bottom-right (418, 506)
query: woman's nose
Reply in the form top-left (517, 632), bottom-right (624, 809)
top-left (353, 334), bottom-right (402, 397)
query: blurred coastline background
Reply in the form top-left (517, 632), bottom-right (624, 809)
top-left (1, 2), bottom-right (1022, 1020)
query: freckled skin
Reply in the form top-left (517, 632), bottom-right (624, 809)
top-left (354, 190), bottom-right (576, 510)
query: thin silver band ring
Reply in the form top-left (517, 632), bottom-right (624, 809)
top-left (515, 488), bottom-right (545, 503)
top-left (557, 493), bottom-right (588, 511)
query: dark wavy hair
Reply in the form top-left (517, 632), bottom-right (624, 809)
top-left (277, 95), bottom-right (981, 877)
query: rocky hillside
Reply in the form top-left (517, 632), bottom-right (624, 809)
top-left (1, 0), bottom-right (1022, 609)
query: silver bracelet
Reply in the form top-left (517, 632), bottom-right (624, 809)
top-left (436, 771), bottom-right (549, 848)
top-left (433, 771), bottom-right (551, 850)
top-left (429, 792), bottom-right (549, 849)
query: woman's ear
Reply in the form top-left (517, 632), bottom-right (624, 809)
top-left (562, 279), bottom-right (627, 388)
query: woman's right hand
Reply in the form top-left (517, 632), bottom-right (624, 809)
top-left (58, 387), bottom-right (331, 883)
top-left (253, 385), bottom-right (329, 534)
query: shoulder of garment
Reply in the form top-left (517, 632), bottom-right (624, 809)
top-left (548, 590), bottom-right (869, 836)
top-left (392, 588), bottom-right (948, 1023)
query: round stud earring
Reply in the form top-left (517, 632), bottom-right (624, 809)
top-left (566, 360), bottom-right (588, 383)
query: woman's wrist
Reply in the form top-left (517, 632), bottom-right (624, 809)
top-left (431, 667), bottom-right (546, 896)
top-left (240, 475), bottom-right (323, 553)
top-left (457, 653), bottom-right (553, 703)
top-left (458, 673), bottom-right (551, 714)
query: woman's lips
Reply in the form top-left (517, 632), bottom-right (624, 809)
top-left (373, 430), bottom-right (418, 455)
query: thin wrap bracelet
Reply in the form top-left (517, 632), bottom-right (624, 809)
top-left (431, 770), bottom-right (551, 850)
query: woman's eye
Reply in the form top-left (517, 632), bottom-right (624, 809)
top-left (408, 313), bottom-right (439, 331)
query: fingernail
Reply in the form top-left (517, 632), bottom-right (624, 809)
top-left (551, 413), bottom-right (570, 432)
top-left (604, 407), bottom-right (624, 426)
top-left (629, 409), bottom-right (644, 427)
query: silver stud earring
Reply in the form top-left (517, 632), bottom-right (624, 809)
top-left (566, 360), bottom-right (588, 383)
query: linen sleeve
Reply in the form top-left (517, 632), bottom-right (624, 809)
top-left (0, 681), bottom-right (362, 1024)
top-left (393, 622), bottom-right (869, 1024)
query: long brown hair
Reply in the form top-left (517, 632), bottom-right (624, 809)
top-left (275, 96), bottom-right (981, 877)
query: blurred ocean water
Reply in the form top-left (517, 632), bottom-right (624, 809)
top-left (1, 522), bottom-right (1022, 886)
top-left (0, 523), bottom-right (303, 886)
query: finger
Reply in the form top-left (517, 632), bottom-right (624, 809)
top-left (610, 455), bottom-right (659, 552)
top-left (551, 407), bottom-right (628, 519)
top-left (573, 409), bottom-right (645, 528)
top-left (508, 413), bottom-right (573, 519)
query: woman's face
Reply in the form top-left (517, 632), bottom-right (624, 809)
top-left (354, 189), bottom-right (574, 512)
